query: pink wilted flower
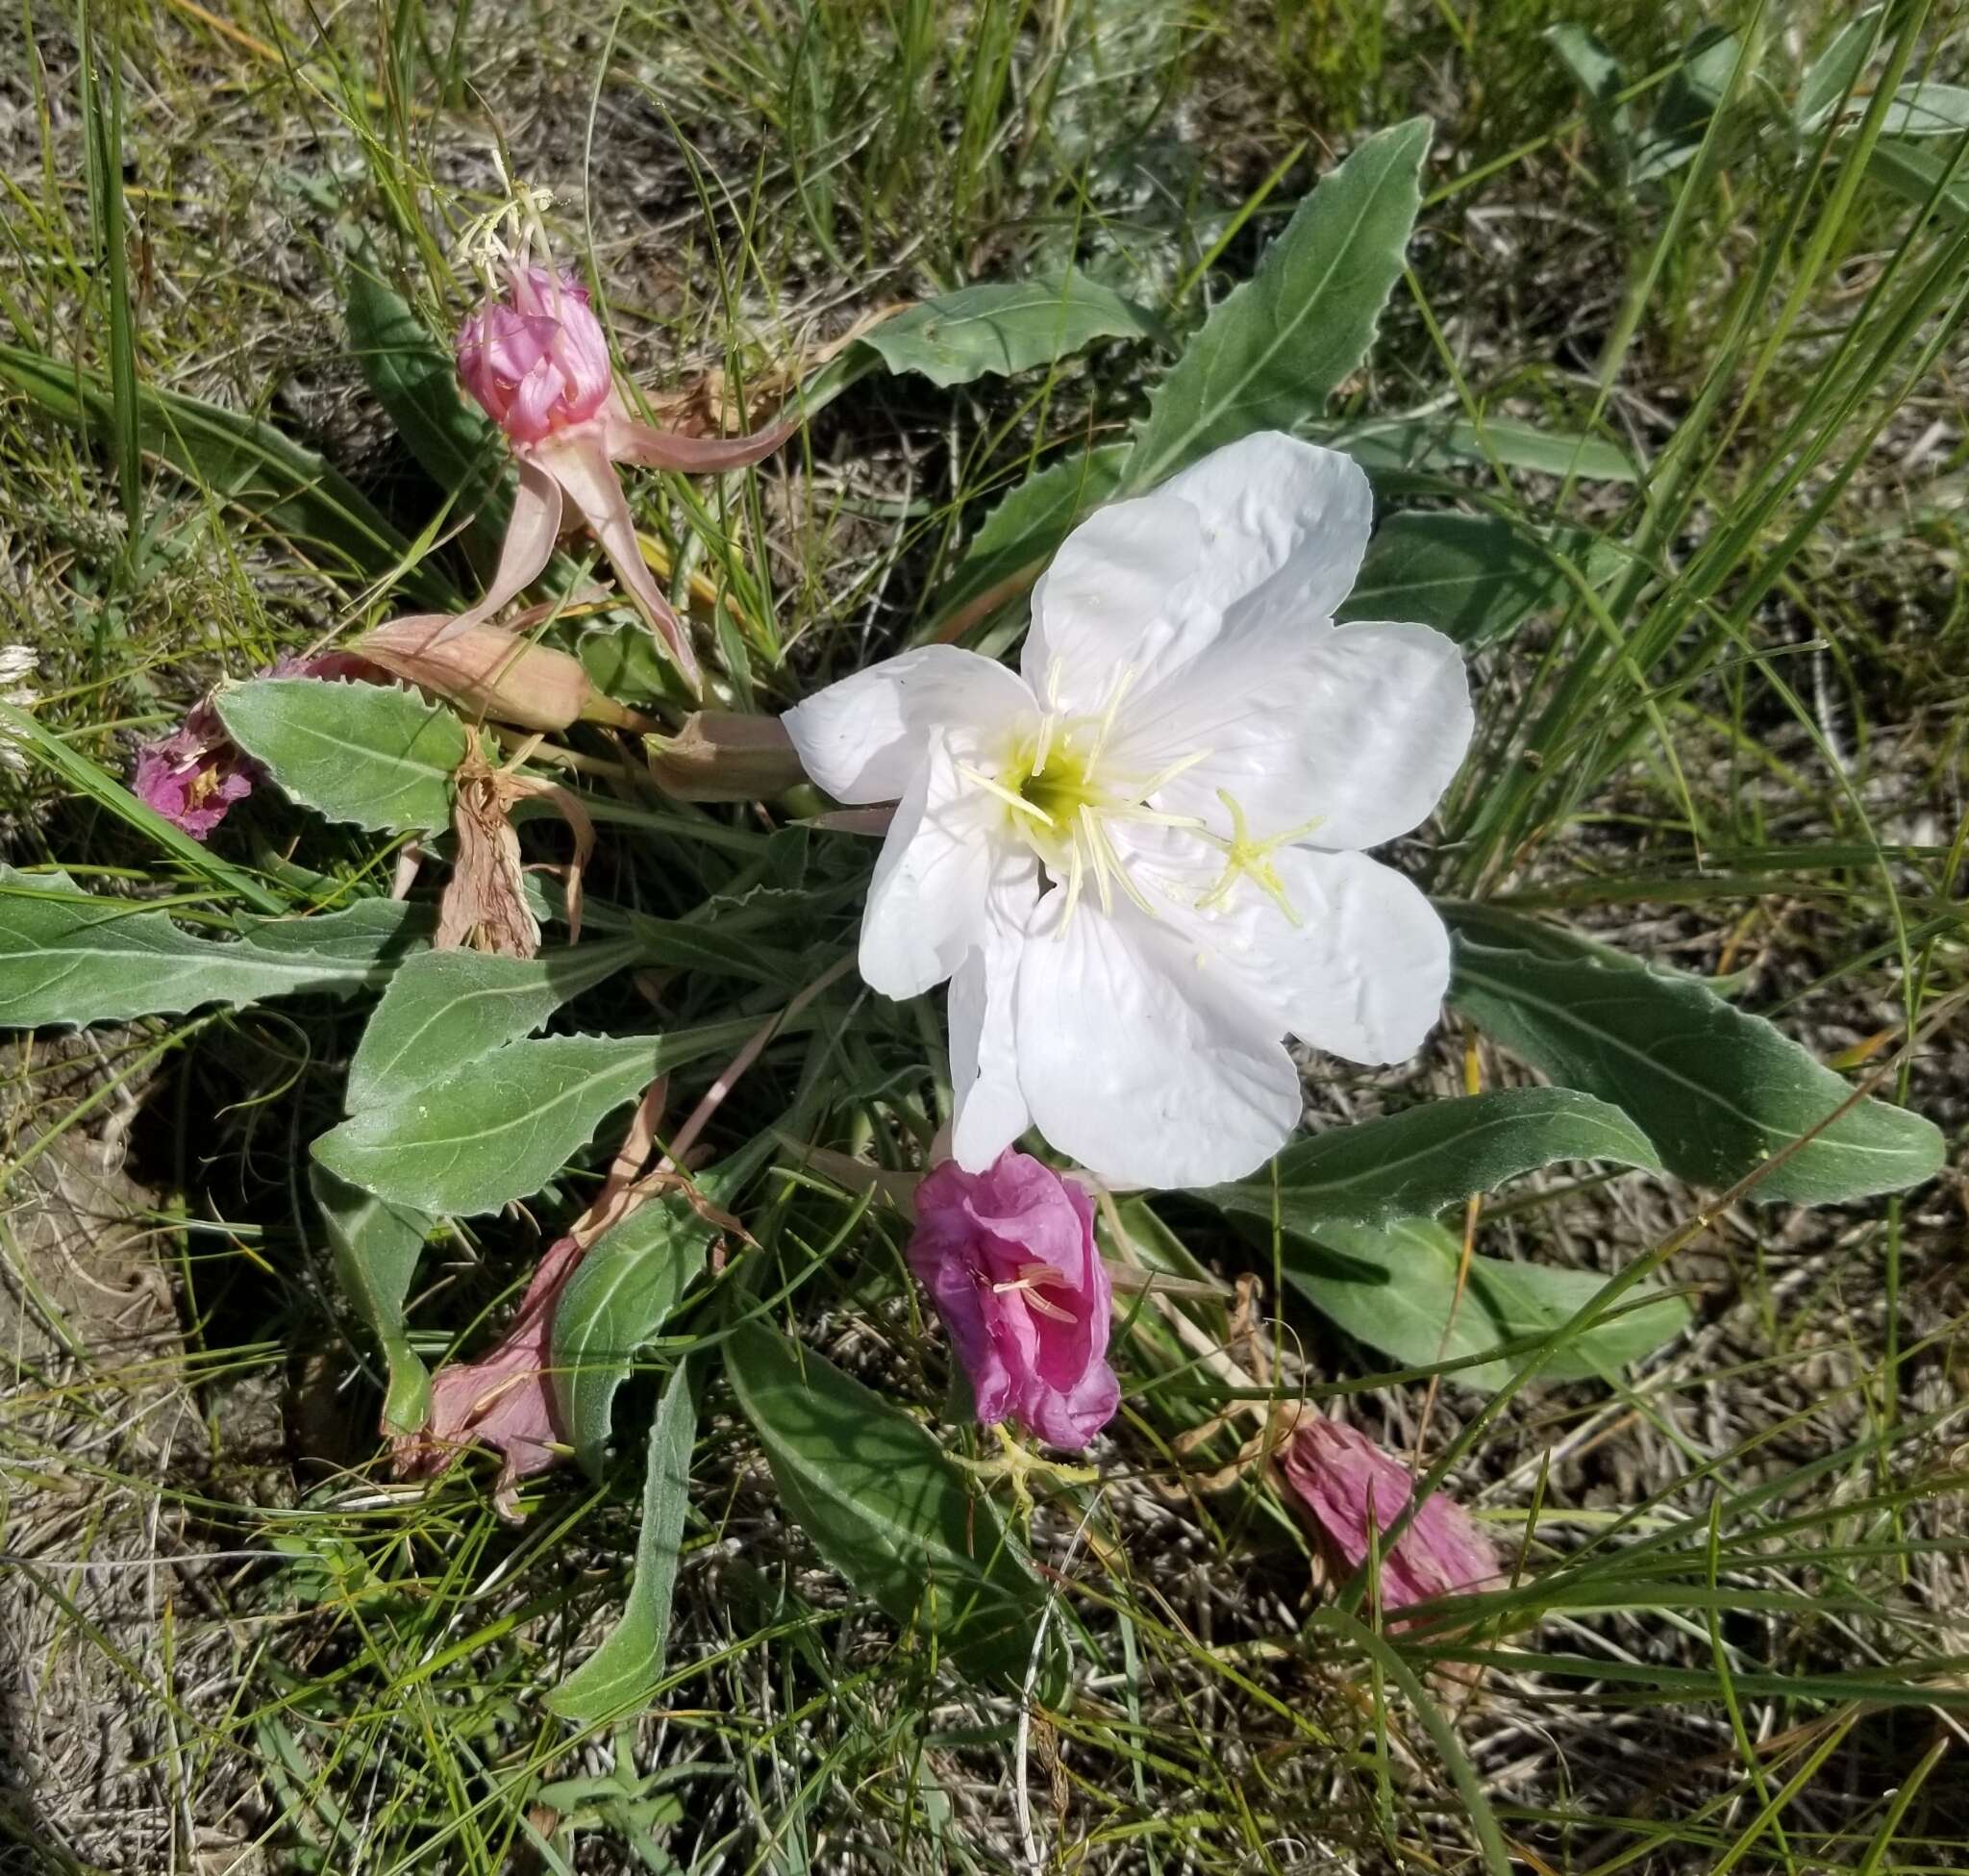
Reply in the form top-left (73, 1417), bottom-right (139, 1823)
top-left (1278, 1417), bottom-right (1498, 1619)
top-left (908, 1151), bottom-right (1119, 1450)
top-left (393, 1232), bottom-right (583, 1518)
top-left (133, 651), bottom-right (376, 838)
top-left (444, 258), bottom-right (797, 694)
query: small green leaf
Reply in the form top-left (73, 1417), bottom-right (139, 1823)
top-left (1796, 9), bottom-right (1882, 132)
top-left (348, 941), bottom-right (637, 1110)
top-left (1876, 83), bottom-right (1969, 138)
top-left (0, 343), bottom-right (456, 610)
top-left (1450, 939), bottom-right (1945, 1205)
top-left (1203, 1088), bottom-right (1660, 1234)
top-left (312, 1163), bottom-right (434, 1436)
top-left (860, 276), bottom-right (1154, 389)
top-left (1633, 28), bottom-right (1743, 184)
top-left (547, 1363), bottom-right (697, 1724)
top-left (217, 678), bottom-right (467, 833)
top-left (553, 1195), bottom-right (709, 1475)
top-left (1125, 119), bottom-right (1432, 489)
top-left (1339, 513), bottom-right (1582, 647)
top-left (1280, 1214), bottom-right (1688, 1390)
top-left (314, 1019), bottom-right (758, 1215)
top-left (1866, 138), bottom-right (1969, 224)
top-left (725, 1319), bottom-right (1052, 1689)
top-left (1546, 22), bottom-right (1632, 156)
top-left (1338, 415), bottom-right (1643, 485)
top-left (0, 866), bottom-right (423, 1028)
top-left (931, 442), bottom-right (1132, 632)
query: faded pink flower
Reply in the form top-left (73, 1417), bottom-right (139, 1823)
top-left (909, 1151), bottom-right (1118, 1450)
top-left (392, 1232), bottom-right (582, 1519)
top-left (1279, 1418), bottom-right (1498, 1618)
top-left (444, 259), bottom-right (797, 694)
top-left (133, 652), bottom-right (377, 838)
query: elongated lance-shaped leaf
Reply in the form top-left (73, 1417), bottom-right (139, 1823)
top-left (725, 1319), bottom-right (1055, 1691)
top-left (0, 344), bottom-right (456, 610)
top-left (553, 1195), bottom-right (709, 1476)
top-left (313, 1019), bottom-right (762, 1216)
top-left (1202, 1087), bottom-right (1659, 1233)
top-left (926, 443), bottom-right (1131, 638)
top-left (1338, 513), bottom-right (1595, 648)
top-left (1449, 938), bottom-right (1945, 1205)
top-left (216, 679), bottom-right (467, 834)
top-left (860, 275), bottom-right (1155, 388)
top-left (1278, 1214), bottom-right (1688, 1391)
top-left (547, 1363), bottom-right (698, 1723)
top-left (348, 941), bottom-right (639, 1110)
top-left (0, 866), bottom-right (426, 1028)
top-left (312, 1163), bottom-right (435, 1435)
top-left (1124, 119), bottom-right (1431, 490)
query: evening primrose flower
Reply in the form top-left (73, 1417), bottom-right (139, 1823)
top-left (446, 256), bottom-right (795, 693)
top-left (784, 432), bottom-right (1472, 1190)
top-left (909, 1150), bottom-right (1118, 1450)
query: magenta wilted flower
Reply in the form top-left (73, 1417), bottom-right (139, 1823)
top-left (1278, 1417), bottom-right (1498, 1619)
top-left (133, 652), bottom-right (375, 838)
top-left (908, 1151), bottom-right (1119, 1451)
top-left (444, 258), bottom-right (796, 694)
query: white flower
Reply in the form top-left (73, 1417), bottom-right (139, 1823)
top-left (784, 433), bottom-right (1474, 1189)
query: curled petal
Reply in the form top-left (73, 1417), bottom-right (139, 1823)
top-left (539, 429), bottom-right (700, 694)
top-left (603, 404), bottom-right (800, 473)
top-left (433, 458), bottom-right (564, 645)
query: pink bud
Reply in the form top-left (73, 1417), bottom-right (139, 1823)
top-left (357, 615), bottom-right (640, 734)
top-left (457, 266), bottom-right (614, 446)
top-left (1278, 1418), bottom-right (1498, 1617)
top-left (908, 1151), bottom-right (1118, 1451)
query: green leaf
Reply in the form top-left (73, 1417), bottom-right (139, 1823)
top-left (1449, 940), bottom-right (1945, 1205)
top-left (1203, 1088), bottom-right (1660, 1234)
top-left (216, 678), bottom-right (467, 833)
top-left (547, 1363), bottom-right (697, 1724)
top-left (1866, 138), bottom-right (1969, 224)
top-left (312, 1019), bottom-right (760, 1215)
top-left (1338, 415), bottom-right (1643, 484)
top-left (1796, 9), bottom-right (1882, 132)
top-left (0, 866), bottom-right (423, 1027)
top-left (1877, 83), bottom-right (1969, 138)
top-left (348, 941), bottom-right (637, 1110)
top-left (860, 276), bottom-right (1154, 389)
top-left (312, 1163), bottom-right (434, 1436)
top-left (932, 442), bottom-right (1132, 631)
top-left (1338, 513), bottom-right (1578, 648)
top-left (552, 1195), bottom-right (709, 1475)
top-left (1546, 22), bottom-right (1632, 154)
top-left (1125, 118), bottom-right (1431, 490)
top-left (1280, 1214), bottom-right (1688, 1390)
top-left (724, 1319), bottom-right (1051, 1688)
top-left (0, 344), bottom-right (456, 610)
top-left (1633, 28), bottom-right (1743, 184)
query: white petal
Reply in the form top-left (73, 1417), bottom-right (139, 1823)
top-left (784, 646), bottom-right (1033, 805)
top-left (1114, 612), bottom-right (1473, 853)
top-left (859, 738), bottom-right (1004, 1000)
top-left (1023, 493), bottom-right (1205, 710)
top-left (1180, 847), bottom-right (1451, 1064)
top-left (948, 858), bottom-right (1040, 1170)
top-left (1012, 894), bottom-right (1303, 1188)
top-left (1159, 432), bottom-right (1372, 626)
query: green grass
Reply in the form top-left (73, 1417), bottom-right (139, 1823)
top-left (3, 1), bottom-right (1967, 1871)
